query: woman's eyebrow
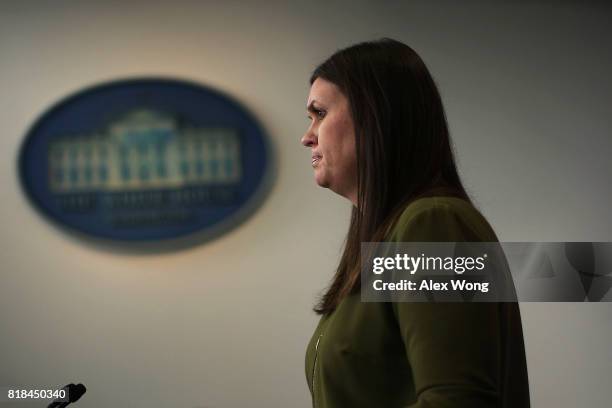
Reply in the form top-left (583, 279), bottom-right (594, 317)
top-left (307, 100), bottom-right (323, 112)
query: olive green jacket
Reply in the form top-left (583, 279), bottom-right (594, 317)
top-left (305, 197), bottom-right (530, 407)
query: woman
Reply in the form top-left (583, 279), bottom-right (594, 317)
top-left (301, 39), bottom-right (530, 407)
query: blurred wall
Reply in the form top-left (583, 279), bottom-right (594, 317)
top-left (1, 1), bottom-right (611, 407)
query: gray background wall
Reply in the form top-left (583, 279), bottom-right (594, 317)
top-left (1, 1), bottom-right (610, 407)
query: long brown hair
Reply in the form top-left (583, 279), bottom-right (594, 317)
top-left (312, 38), bottom-right (471, 315)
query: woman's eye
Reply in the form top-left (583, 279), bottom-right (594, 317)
top-left (315, 109), bottom-right (326, 119)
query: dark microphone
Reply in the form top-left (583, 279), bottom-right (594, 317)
top-left (46, 383), bottom-right (86, 408)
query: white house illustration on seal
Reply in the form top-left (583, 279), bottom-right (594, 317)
top-left (48, 109), bottom-right (242, 192)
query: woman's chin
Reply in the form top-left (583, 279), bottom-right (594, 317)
top-left (314, 172), bottom-right (330, 188)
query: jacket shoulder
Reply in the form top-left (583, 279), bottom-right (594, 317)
top-left (387, 197), bottom-right (498, 242)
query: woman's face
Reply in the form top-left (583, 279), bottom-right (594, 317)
top-left (301, 77), bottom-right (357, 205)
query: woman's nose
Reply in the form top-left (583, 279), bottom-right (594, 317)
top-left (301, 128), bottom-right (317, 147)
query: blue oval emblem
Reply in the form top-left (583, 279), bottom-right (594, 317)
top-left (19, 78), bottom-right (272, 244)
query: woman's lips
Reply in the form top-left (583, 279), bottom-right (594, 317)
top-left (311, 155), bottom-right (322, 167)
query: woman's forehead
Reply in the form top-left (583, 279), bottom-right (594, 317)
top-left (307, 78), bottom-right (342, 106)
